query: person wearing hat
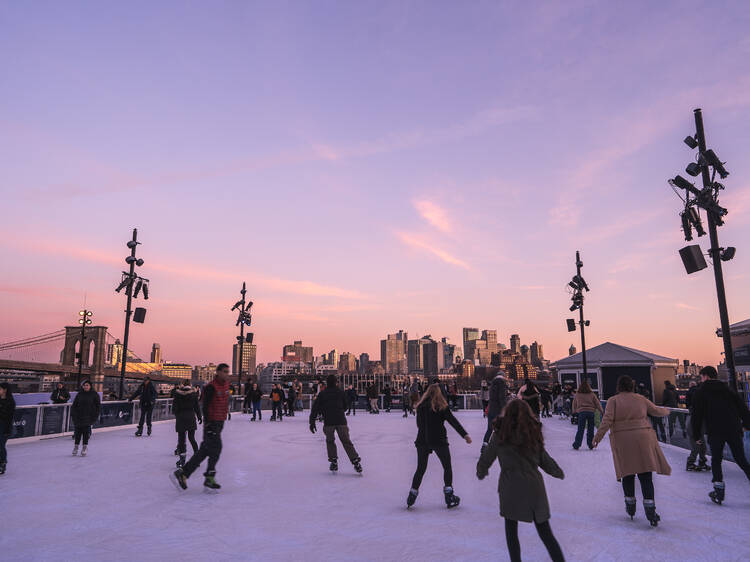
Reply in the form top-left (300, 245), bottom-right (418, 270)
top-left (309, 374), bottom-right (362, 474)
top-left (129, 376), bottom-right (157, 436)
top-left (71, 380), bottom-right (100, 457)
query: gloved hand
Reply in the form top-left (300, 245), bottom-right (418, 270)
top-left (197, 418), bottom-right (203, 425)
top-left (309, 422), bottom-right (316, 434)
top-left (476, 471), bottom-right (486, 481)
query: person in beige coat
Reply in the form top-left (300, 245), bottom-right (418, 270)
top-left (592, 375), bottom-right (670, 526)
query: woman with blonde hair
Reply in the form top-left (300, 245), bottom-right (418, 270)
top-left (592, 375), bottom-right (671, 526)
top-left (406, 383), bottom-right (472, 509)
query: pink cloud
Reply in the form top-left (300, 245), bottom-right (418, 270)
top-left (413, 199), bottom-right (452, 232)
top-left (396, 232), bottom-right (471, 270)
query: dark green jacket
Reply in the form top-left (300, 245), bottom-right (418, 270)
top-left (477, 433), bottom-right (564, 523)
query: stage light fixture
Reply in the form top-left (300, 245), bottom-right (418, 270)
top-left (133, 279), bottom-right (143, 298)
top-left (681, 212), bottom-right (693, 241)
top-left (684, 135), bottom-right (698, 149)
top-left (686, 162), bottom-right (702, 177)
top-left (568, 281), bottom-right (580, 291)
top-left (125, 256), bottom-right (136, 264)
top-left (671, 175), bottom-right (695, 191)
top-left (687, 207), bottom-right (706, 237)
top-left (115, 277), bottom-right (130, 293)
top-left (136, 258), bottom-right (144, 267)
top-left (720, 247), bottom-right (736, 262)
top-left (703, 149), bottom-right (729, 179)
top-left (127, 240), bottom-right (138, 249)
top-left (231, 300), bottom-right (243, 311)
top-left (574, 275), bottom-right (589, 292)
top-left (142, 283), bottom-right (149, 300)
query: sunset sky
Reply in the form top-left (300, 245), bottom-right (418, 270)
top-left (1, 2), bottom-right (749, 367)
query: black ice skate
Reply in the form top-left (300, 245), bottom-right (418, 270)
top-left (353, 458), bottom-right (363, 474)
top-left (709, 482), bottom-right (725, 505)
top-left (643, 499), bottom-right (660, 526)
top-left (686, 459), bottom-right (698, 472)
top-left (406, 488), bottom-right (418, 508)
top-left (697, 459), bottom-right (710, 472)
top-left (0, 461), bottom-right (6, 475)
top-left (174, 447), bottom-right (180, 456)
top-left (170, 468), bottom-right (188, 491)
top-left (176, 455), bottom-right (186, 469)
top-left (444, 486), bottom-right (460, 509)
top-left (624, 497), bottom-right (636, 519)
top-left (329, 460), bottom-right (338, 472)
top-left (203, 471), bottom-right (221, 492)
top-left (135, 428), bottom-right (143, 437)
top-left (147, 426), bottom-right (152, 436)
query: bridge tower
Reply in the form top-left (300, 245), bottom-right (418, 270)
top-left (62, 326), bottom-right (108, 388)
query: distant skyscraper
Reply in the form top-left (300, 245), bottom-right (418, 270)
top-left (359, 353), bottom-right (370, 375)
top-left (569, 344), bottom-right (577, 356)
top-left (510, 334), bottom-right (521, 354)
top-left (441, 337), bottom-right (456, 368)
top-left (150, 343), bottom-right (161, 364)
top-left (282, 340), bottom-right (313, 363)
top-left (482, 330), bottom-right (498, 353)
top-left (233, 342), bottom-right (257, 377)
top-left (338, 352), bottom-right (356, 373)
top-left (381, 330), bottom-right (408, 375)
top-left (327, 349), bottom-right (339, 368)
top-left (520, 344), bottom-right (531, 363)
top-left (530, 341), bottom-right (544, 366)
top-left (462, 328), bottom-right (480, 360)
top-left (407, 336), bottom-right (433, 373)
top-left (423, 340), bottom-right (445, 376)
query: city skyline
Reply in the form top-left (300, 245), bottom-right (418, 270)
top-left (2, 3), bottom-right (749, 368)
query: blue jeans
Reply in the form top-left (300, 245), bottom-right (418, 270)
top-left (252, 401), bottom-right (262, 420)
top-left (573, 411), bottom-right (595, 449)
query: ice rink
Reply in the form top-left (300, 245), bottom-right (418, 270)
top-left (2, 410), bottom-right (749, 561)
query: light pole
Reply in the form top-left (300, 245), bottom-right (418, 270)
top-left (115, 229), bottom-right (148, 399)
top-left (668, 109), bottom-right (737, 390)
top-left (567, 251), bottom-right (590, 386)
top-left (231, 282), bottom-right (253, 394)
top-left (77, 309), bottom-right (92, 387)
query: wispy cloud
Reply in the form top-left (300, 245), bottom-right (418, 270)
top-left (675, 302), bottom-right (700, 311)
top-left (396, 232), bottom-right (471, 270)
top-left (413, 199), bottom-right (453, 233)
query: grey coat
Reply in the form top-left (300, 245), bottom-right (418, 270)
top-left (477, 433), bottom-right (564, 523)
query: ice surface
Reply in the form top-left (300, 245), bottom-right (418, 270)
top-left (2, 411), bottom-right (749, 561)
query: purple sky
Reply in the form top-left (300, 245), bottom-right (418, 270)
top-left (1, 1), bottom-right (749, 367)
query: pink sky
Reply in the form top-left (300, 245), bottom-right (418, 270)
top-left (1, 2), bottom-right (749, 367)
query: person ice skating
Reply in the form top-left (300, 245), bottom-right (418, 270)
top-left (309, 374), bottom-right (362, 474)
top-left (402, 385), bottom-right (411, 418)
top-left (477, 399), bottom-right (565, 562)
top-left (172, 379), bottom-right (202, 468)
top-left (638, 382), bottom-right (666, 442)
top-left (518, 379), bottom-right (541, 419)
top-left (367, 381), bottom-right (379, 414)
top-left (242, 378), bottom-right (253, 414)
top-left (247, 383), bottom-right (262, 421)
top-left (685, 381), bottom-right (709, 472)
top-left (409, 378), bottom-right (420, 415)
top-left (483, 371), bottom-right (509, 452)
top-left (346, 384), bottom-right (358, 416)
top-left (540, 386), bottom-right (552, 418)
top-left (406, 383), bottom-right (471, 509)
top-left (286, 383), bottom-right (297, 417)
top-left (481, 380), bottom-right (490, 417)
top-left (172, 363), bottom-right (231, 491)
top-left (270, 384), bottom-right (285, 421)
top-left (129, 376), bottom-right (157, 436)
top-left (50, 382), bottom-right (70, 404)
top-left (662, 380), bottom-right (685, 439)
top-left (71, 380), bottom-right (100, 457)
top-left (572, 380), bottom-right (603, 450)
top-left (690, 366), bottom-right (750, 505)
top-left (384, 384), bottom-right (392, 412)
top-left (592, 375), bottom-right (671, 526)
top-left (0, 383), bottom-right (16, 474)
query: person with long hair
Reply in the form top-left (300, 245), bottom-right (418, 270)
top-left (592, 375), bottom-right (671, 526)
top-left (571, 380), bottom-right (603, 450)
top-left (0, 382), bottom-right (16, 474)
top-left (518, 379), bottom-right (541, 418)
top-left (477, 399), bottom-right (565, 562)
top-left (406, 383), bottom-right (472, 509)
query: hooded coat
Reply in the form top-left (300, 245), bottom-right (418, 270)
top-left (593, 391), bottom-right (671, 479)
top-left (172, 385), bottom-right (202, 432)
top-left (71, 387), bottom-right (101, 427)
top-left (487, 375), bottom-right (508, 421)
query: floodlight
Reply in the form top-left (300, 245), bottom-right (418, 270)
top-left (245, 301), bottom-right (254, 311)
top-left (127, 240), bottom-right (138, 249)
top-left (681, 212), bottom-right (693, 241)
top-left (231, 300), bottom-right (243, 311)
top-left (142, 283), bottom-right (149, 300)
top-left (79, 311), bottom-right (85, 316)
top-left (684, 135), bottom-right (698, 149)
top-left (720, 247), bottom-right (736, 262)
top-left (125, 256), bottom-right (136, 264)
top-left (136, 258), bottom-right (144, 267)
top-left (671, 175), bottom-right (695, 191)
top-left (569, 303), bottom-right (579, 312)
top-left (568, 281), bottom-right (580, 291)
top-left (133, 279), bottom-right (143, 298)
top-left (574, 275), bottom-right (590, 292)
top-left (87, 311), bottom-right (92, 316)
top-left (686, 162), bottom-right (702, 177)
top-left (115, 278), bottom-right (130, 292)
top-left (703, 149), bottom-right (728, 179)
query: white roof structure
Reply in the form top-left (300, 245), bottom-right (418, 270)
top-left (716, 318), bottom-right (750, 337)
top-left (553, 342), bottom-right (677, 369)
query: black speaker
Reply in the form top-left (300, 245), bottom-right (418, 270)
top-left (566, 319), bottom-right (576, 332)
top-left (246, 333), bottom-right (254, 344)
top-left (133, 307), bottom-right (147, 323)
top-left (679, 245), bottom-right (708, 274)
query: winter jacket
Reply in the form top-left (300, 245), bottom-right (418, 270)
top-left (247, 388), bottom-right (263, 402)
top-left (685, 385), bottom-right (699, 412)
top-left (414, 403), bottom-right (467, 449)
top-left (271, 388), bottom-right (285, 403)
top-left (0, 396), bottom-right (16, 435)
top-left (130, 382), bottom-right (157, 407)
top-left (203, 377), bottom-right (230, 422)
top-left (572, 392), bottom-right (603, 414)
top-left (287, 386), bottom-right (297, 401)
top-left (593, 392), bottom-right (671, 479)
top-left (519, 385), bottom-right (540, 416)
top-left (662, 385), bottom-right (679, 408)
top-left (487, 375), bottom-right (508, 420)
top-left (173, 386), bottom-right (202, 432)
top-left (71, 389), bottom-right (101, 427)
top-left (310, 387), bottom-right (348, 427)
top-left (477, 433), bottom-right (564, 523)
top-left (384, 387), bottom-right (392, 398)
top-left (50, 388), bottom-right (70, 404)
top-left (346, 388), bottom-right (358, 404)
top-left (366, 384), bottom-right (379, 399)
top-left (691, 379), bottom-right (750, 439)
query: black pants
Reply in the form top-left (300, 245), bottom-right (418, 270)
top-left (287, 399), bottom-right (296, 416)
top-left (74, 425), bottom-right (91, 446)
top-left (183, 421), bottom-right (223, 477)
top-left (483, 416), bottom-right (495, 444)
top-left (271, 402), bottom-right (283, 420)
top-left (411, 445), bottom-right (452, 489)
top-left (708, 432), bottom-right (750, 483)
top-left (649, 416), bottom-right (666, 442)
top-left (177, 429), bottom-right (198, 455)
top-left (348, 401), bottom-right (356, 415)
top-left (687, 423), bottom-right (707, 463)
top-left (505, 519), bottom-right (565, 562)
top-left (138, 405), bottom-right (153, 429)
top-left (621, 472), bottom-right (654, 500)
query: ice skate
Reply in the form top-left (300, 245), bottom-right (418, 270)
top-left (176, 455), bottom-right (186, 469)
top-left (81, 445), bottom-right (87, 457)
top-left (174, 447), bottom-right (180, 456)
top-left (643, 500), bottom-right (660, 526)
top-left (353, 458), bottom-right (363, 474)
top-left (203, 471), bottom-right (221, 492)
top-left (329, 460), bottom-right (338, 472)
top-left (698, 459), bottom-right (710, 472)
top-left (686, 459), bottom-right (698, 472)
top-left (444, 486), bottom-right (460, 509)
top-left (170, 468), bottom-right (188, 491)
top-left (135, 428), bottom-right (143, 437)
top-left (0, 461), bottom-right (7, 474)
top-left (624, 497), bottom-right (636, 519)
top-left (406, 488), bottom-right (418, 508)
top-left (72, 445), bottom-right (78, 456)
top-left (709, 482), bottom-right (725, 505)
top-left (147, 426), bottom-right (152, 436)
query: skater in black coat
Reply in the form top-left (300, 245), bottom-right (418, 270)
top-left (483, 372), bottom-right (509, 449)
top-left (346, 385), bottom-right (358, 416)
top-left (247, 383), bottom-right (263, 421)
top-left (310, 375), bottom-right (362, 473)
top-left (691, 366), bottom-right (750, 503)
top-left (406, 383), bottom-right (472, 509)
top-left (0, 383), bottom-right (16, 474)
top-left (172, 381), bottom-right (202, 468)
top-left (71, 380), bottom-right (100, 456)
top-left (129, 377), bottom-right (158, 436)
top-left (50, 383), bottom-right (70, 404)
